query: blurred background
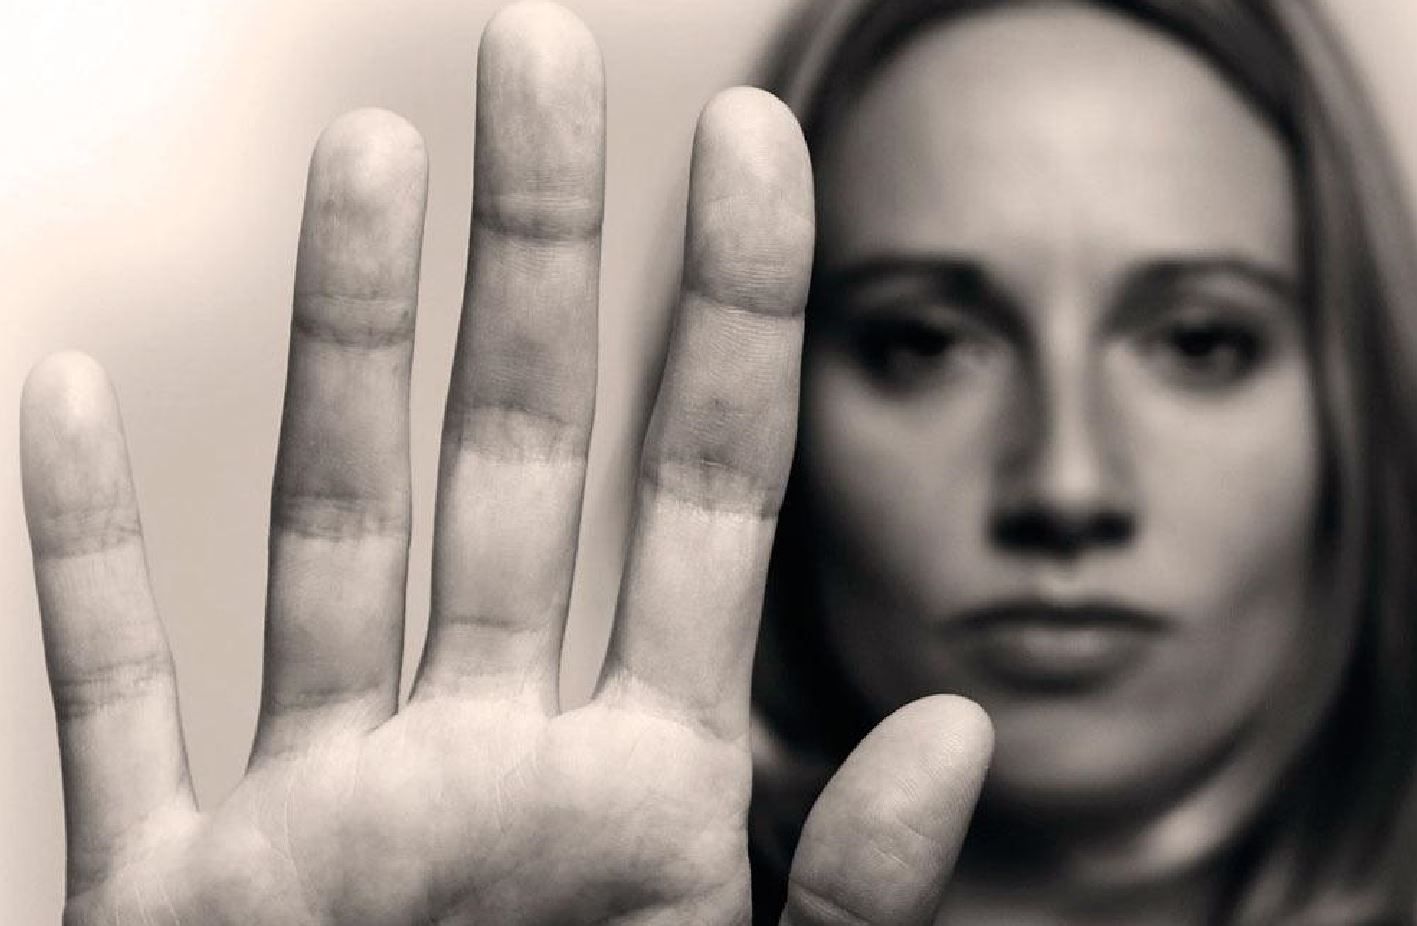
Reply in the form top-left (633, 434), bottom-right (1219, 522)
top-left (2, 0), bottom-right (1414, 920)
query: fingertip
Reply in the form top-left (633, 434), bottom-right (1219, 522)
top-left (21, 351), bottom-right (119, 453)
top-left (697, 86), bottom-right (812, 206)
top-left (318, 106), bottom-right (425, 148)
top-left (24, 348), bottom-right (110, 401)
top-left (898, 694), bottom-right (995, 771)
top-left (470, 0), bottom-right (604, 244)
top-left (845, 695), bottom-right (993, 811)
top-left (20, 352), bottom-right (138, 553)
top-left (309, 107), bottom-right (429, 204)
top-left (298, 108), bottom-right (429, 305)
top-left (478, 0), bottom-right (605, 116)
top-left (687, 87), bottom-right (814, 317)
top-left (480, 0), bottom-right (602, 77)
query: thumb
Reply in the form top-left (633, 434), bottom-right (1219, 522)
top-left (779, 695), bottom-right (993, 926)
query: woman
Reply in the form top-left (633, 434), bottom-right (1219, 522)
top-left (749, 0), bottom-right (1417, 922)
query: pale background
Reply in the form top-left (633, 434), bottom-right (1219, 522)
top-left (2, 1), bottom-right (1414, 920)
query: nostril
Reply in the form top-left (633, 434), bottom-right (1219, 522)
top-left (991, 505), bottom-right (1135, 557)
top-left (1094, 510), bottom-right (1134, 546)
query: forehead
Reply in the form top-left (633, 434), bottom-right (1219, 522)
top-left (815, 3), bottom-right (1297, 275)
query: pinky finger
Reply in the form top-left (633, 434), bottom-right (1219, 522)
top-left (20, 352), bottom-right (195, 896)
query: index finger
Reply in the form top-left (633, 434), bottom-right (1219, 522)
top-left (596, 87), bottom-right (814, 738)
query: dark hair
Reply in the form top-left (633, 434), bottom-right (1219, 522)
top-left (748, 1), bottom-right (1417, 922)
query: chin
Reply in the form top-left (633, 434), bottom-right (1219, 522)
top-left (975, 698), bottom-right (1218, 823)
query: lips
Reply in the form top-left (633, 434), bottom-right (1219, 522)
top-left (941, 600), bottom-right (1171, 692)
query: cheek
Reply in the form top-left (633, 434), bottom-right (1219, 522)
top-left (799, 357), bottom-right (1001, 608)
top-left (1102, 355), bottom-right (1326, 785)
top-left (1120, 361), bottom-right (1321, 630)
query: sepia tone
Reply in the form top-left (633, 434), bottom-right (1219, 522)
top-left (5, 0), bottom-right (1417, 922)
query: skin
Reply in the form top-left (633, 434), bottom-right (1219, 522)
top-left (20, 4), bottom-right (993, 925)
top-left (804, 5), bottom-right (1345, 920)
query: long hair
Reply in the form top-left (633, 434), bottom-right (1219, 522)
top-left (748, 1), bottom-right (1417, 922)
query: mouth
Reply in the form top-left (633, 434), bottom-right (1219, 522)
top-left (941, 600), bottom-right (1171, 693)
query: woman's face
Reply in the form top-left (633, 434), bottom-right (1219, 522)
top-left (805, 4), bottom-right (1328, 815)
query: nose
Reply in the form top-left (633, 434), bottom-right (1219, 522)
top-left (991, 351), bottom-right (1136, 559)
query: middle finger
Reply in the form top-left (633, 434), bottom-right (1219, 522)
top-left (412, 1), bottom-right (605, 709)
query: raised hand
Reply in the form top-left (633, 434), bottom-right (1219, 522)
top-left (20, 3), bottom-right (990, 923)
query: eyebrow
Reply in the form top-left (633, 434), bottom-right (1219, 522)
top-left (814, 252), bottom-right (1298, 331)
top-left (1122, 255), bottom-right (1297, 298)
top-left (812, 255), bottom-right (1029, 341)
top-left (1107, 255), bottom-right (1300, 331)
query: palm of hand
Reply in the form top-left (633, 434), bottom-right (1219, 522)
top-left (72, 703), bottom-right (749, 924)
top-left (24, 4), bottom-right (990, 925)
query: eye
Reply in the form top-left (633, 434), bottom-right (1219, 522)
top-left (850, 315), bottom-right (994, 390)
top-left (1140, 314), bottom-right (1268, 389)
